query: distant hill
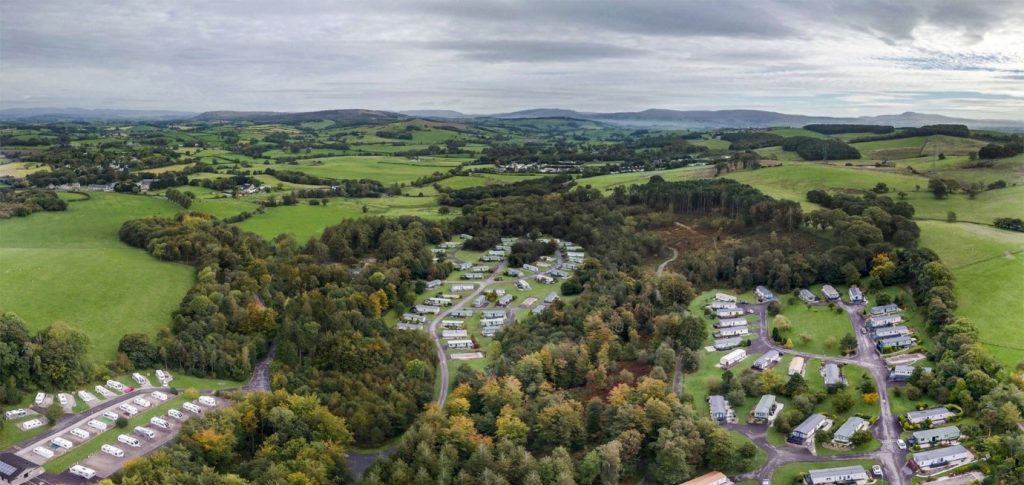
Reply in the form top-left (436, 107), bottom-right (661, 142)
top-left (400, 110), bottom-right (474, 119)
top-left (0, 107), bottom-right (196, 122)
top-left (193, 109), bottom-right (408, 125)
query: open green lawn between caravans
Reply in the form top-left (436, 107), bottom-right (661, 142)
top-left (0, 193), bottom-right (194, 363)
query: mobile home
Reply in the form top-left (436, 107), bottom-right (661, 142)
top-left (102, 444), bottom-right (124, 457)
top-left (719, 349), bottom-right (747, 368)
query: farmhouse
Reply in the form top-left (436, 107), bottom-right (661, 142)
top-left (755, 285), bottom-right (776, 302)
top-left (909, 426), bottom-right (961, 448)
top-left (497, 294), bottom-right (515, 307)
top-left (719, 348), bottom-right (747, 368)
top-left (832, 416), bottom-right (869, 445)
top-left (0, 452), bottom-right (42, 485)
top-left (867, 314), bottom-right (903, 328)
top-left (906, 407), bottom-right (955, 425)
top-left (822, 362), bottom-right (846, 388)
top-left (442, 330), bottom-right (469, 339)
top-left (788, 413), bottom-right (833, 444)
top-left (415, 304), bottom-right (440, 315)
top-left (715, 317), bottom-right (748, 329)
top-left (714, 337), bottom-right (742, 350)
top-left (516, 279), bottom-right (531, 290)
top-left (709, 300), bottom-right (738, 310)
top-left (872, 325), bottom-right (909, 340)
top-left (716, 308), bottom-right (744, 318)
top-left (876, 335), bottom-right (914, 352)
top-left (447, 339), bottom-right (474, 349)
top-left (715, 292), bottom-right (737, 302)
top-left (821, 285), bottom-right (840, 301)
top-left (799, 289), bottom-right (819, 303)
top-left (752, 394), bottom-right (781, 423)
top-left (910, 445), bottom-right (973, 471)
top-left (889, 365), bottom-right (915, 382)
top-left (544, 292), bottom-right (559, 303)
top-left (451, 284), bottom-right (475, 292)
top-left (426, 279), bottom-right (442, 289)
top-left (680, 471), bottom-right (733, 485)
top-left (870, 304), bottom-right (900, 316)
top-left (441, 319), bottom-right (465, 329)
top-left (752, 350), bottom-right (781, 370)
top-left (535, 274), bottom-right (555, 284)
top-left (805, 465), bottom-right (869, 485)
top-left (709, 395), bottom-right (734, 424)
top-left (715, 326), bottom-right (749, 338)
top-left (848, 286), bottom-right (865, 304)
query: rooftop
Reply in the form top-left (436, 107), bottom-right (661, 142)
top-left (807, 465), bottom-right (867, 481)
top-left (913, 444), bottom-right (970, 462)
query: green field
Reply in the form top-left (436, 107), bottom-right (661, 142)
top-left (0, 193), bottom-right (194, 362)
top-left (772, 292), bottom-right (854, 356)
top-left (437, 173), bottom-right (546, 190)
top-left (236, 196), bottom-right (449, 240)
top-left (281, 156), bottom-right (453, 185)
top-left (0, 161), bottom-right (50, 178)
top-left (580, 165), bottom-right (716, 192)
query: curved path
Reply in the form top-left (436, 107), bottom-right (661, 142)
top-left (721, 299), bottom-right (909, 485)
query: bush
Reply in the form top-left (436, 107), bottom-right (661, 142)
top-left (116, 416), bottom-right (129, 428)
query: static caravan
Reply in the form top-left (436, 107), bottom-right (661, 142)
top-left (414, 304), bottom-right (441, 315)
top-left (150, 417), bottom-right (170, 429)
top-left (22, 419), bottom-right (43, 430)
top-left (709, 300), bottom-right (737, 310)
top-left (425, 297), bottom-right (453, 307)
top-left (58, 393), bottom-right (69, 406)
top-left (133, 397), bottom-right (152, 408)
top-left (198, 396), bottom-right (217, 407)
top-left (544, 292), bottom-right (559, 303)
top-left (451, 284), bottom-right (475, 292)
top-left (35, 392), bottom-right (45, 405)
top-left (106, 380), bottom-right (124, 391)
top-left (715, 317), bottom-right (748, 328)
top-left (754, 285), bottom-right (776, 302)
top-left (442, 330), bottom-right (469, 339)
top-left (716, 308), bottom-right (744, 318)
top-left (426, 279), bottom-right (443, 289)
top-left (4, 409), bottom-right (27, 419)
top-left (522, 297), bottom-right (538, 307)
top-left (788, 356), bottom-right (806, 376)
top-left (713, 337), bottom-right (742, 350)
top-left (719, 349), bottom-right (747, 367)
top-left (868, 314), bottom-right (903, 328)
top-left (103, 411), bottom-right (119, 421)
top-left (51, 437), bottom-right (73, 449)
top-left (132, 372), bottom-right (147, 385)
top-left (32, 446), bottom-right (54, 459)
top-left (550, 269), bottom-right (570, 278)
top-left (821, 285), bottom-right (840, 300)
top-left (799, 289), bottom-right (819, 303)
top-left (168, 409), bottom-right (186, 420)
top-left (447, 339), bottom-right (474, 349)
top-left (752, 350), bottom-right (781, 370)
top-left (481, 318), bottom-right (505, 328)
top-left (183, 402), bottom-right (203, 414)
top-left (870, 304), bottom-right (900, 316)
top-left (118, 434), bottom-right (141, 447)
top-left (464, 272), bottom-right (485, 279)
top-left (78, 390), bottom-right (96, 402)
top-left (535, 274), bottom-right (555, 284)
top-left (155, 369), bottom-right (169, 382)
top-left (523, 264), bottom-right (539, 272)
top-left (482, 309), bottom-right (505, 319)
top-left (102, 444), bottom-right (125, 457)
top-left (516, 279), bottom-right (532, 290)
top-left (715, 326), bottom-right (748, 338)
top-left (151, 391), bottom-right (169, 401)
top-left (473, 295), bottom-right (488, 307)
top-left (532, 304), bottom-right (548, 315)
top-left (88, 419), bottom-right (109, 431)
top-left (497, 294), bottom-right (515, 307)
top-left (451, 309), bottom-right (473, 318)
top-left (506, 268), bottom-right (523, 277)
top-left (441, 319), bottom-right (465, 329)
top-left (70, 427), bottom-right (91, 439)
top-left (134, 426), bottom-right (156, 439)
top-left (714, 292), bottom-right (737, 302)
top-left (119, 403), bottom-right (139, 416)
top-left (788, 413), bottom-right (832, 444)
top-left (70, 465), bottom-right (97, 479)
top-left (95, 385), bottom-right (115, 397)
top-left (848, 286), bottom-right (866, 304)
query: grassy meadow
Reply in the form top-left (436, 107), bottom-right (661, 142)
top-left (281, 155), bottom-right (455, 185)
top-left (236, 196), bottom-right (450, 240)
top-left (580, 165), bottom-right (716, 192)
top-left (0, 193), bottom-right (194, 362)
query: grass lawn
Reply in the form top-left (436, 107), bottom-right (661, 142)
top-left (580, 165), bottom-right (716, 192)
top-left (918, 221), bottom-right (1024, 269)
top-left (437, 173), bottom-right (546, 190)
top-left (771, 459), bottom-right (884, 485)
top-left (236, 196), bottom-right (449, 240)
top-left (772, 294), bottom-right (854, 356)
top-left (0, 161), bottom-right (50, 178)
top-left (0, 193), bottom-right (194, 363)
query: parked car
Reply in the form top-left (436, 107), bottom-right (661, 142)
top-left (896, 439), bottom-right (907, 450)
top-left (872, 465), bottom-right (884, 477)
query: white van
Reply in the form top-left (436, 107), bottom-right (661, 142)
top-left (35, 392), bottom-right (45, 405)
top-left (134, 426), bottom-right (156, 439)
top-left (119, 403), bottom-right (139, 416)
top-left (88, 419), bottom-right (108, 431)
top-left (106, 380), bottom-right (124, 391)
top-left (32, 446), bottom-right (54, 459)
top-left (70, 465), bottom-right (96, 479)
top-left (70, 427), bottom-right (91, 439)
top-left (103, 411), bottom-right (119, 421)
top-left (95, 385), bottom-right (115, 397)
top-left (132, 372), bottom-right (147, 384)
top-left (182, 402), bottom-right (203, 414)
top-left (198, 396), bottom-right (217, 407)
top-left (150, 417), bottom-right (170, 429)
top-left (21, 419), bottom-right (43, 430)
top-left (4, 408), bottom-right (27, 419)
top-left (168, 409), bottom-right (186, 420)
top-left (51, 437), bottom-right (73, 449)
top-left (102, 444), bottom-right (124, 457)
top-left (117, 434), bottom-right (140, 447)
top-left (151, 391), bottom-right (169, 401)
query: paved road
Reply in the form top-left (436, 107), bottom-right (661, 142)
top-left (725, 298), bottom-right (910, 485)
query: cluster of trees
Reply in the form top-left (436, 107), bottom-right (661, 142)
top-left (719, 131), bottom-right (783, 150)
top-left (0, 313), bottom-right (93, 404)
top-left (994, 217), bottom-right (1024, 232)
top-left (115, 391), bottom-right (353, 483)
top-left (0, 188), bottom-right (67, 218)
top-left (164, 188), bottom-right (194, 209)
top-left (780, 137), bottom-right (861, 160)
top-left (623, 178), bottom-right (804, 231)
top-left (803, 124), bottom-right (894, 135)
top-left (440, 175), bottom-right (572, 207)
top-left (978, 140), bottom-right (1023, 159)
top-left (848, 124), bottom-right (970, 143)
top-left (507, 239), bottom-right (558, 267)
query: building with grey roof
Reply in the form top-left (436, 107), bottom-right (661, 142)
top-left (752, 394), bottom-right (780, 423)
top-left (788, 413), bottom-right (832, 444)
top-left (909, 426), bottom-right (961, 446)
top-left (832, 416), bottom-right (869, 445)
top-left (910, 445), bottom-right (973, 470)
top-left (709, 395), bottom-right (734, 424)
top-left (805, 465), bottom-right (869, 485)
top-left (906, 407), bottom-right (955, 425)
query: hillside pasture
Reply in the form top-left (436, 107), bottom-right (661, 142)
top-left (236, 196), bottom-right (448, 240)
top-left (0, 193), bottom-right (194, 362)
top-left (0, 161), bottom-right (50, 178)
top-left (280, 155), bottom-right (451, 185)
top-left (580, 165), bottom-right (716, 192)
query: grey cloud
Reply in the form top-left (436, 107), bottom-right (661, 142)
top-left (429, 40), bottom-right (645, 62)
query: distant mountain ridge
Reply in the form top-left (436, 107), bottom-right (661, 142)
top-left (2, 106), bottom-right (1020, 130)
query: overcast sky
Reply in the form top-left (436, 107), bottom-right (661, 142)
top-left (1, 0), bottom-right (1022, 118)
